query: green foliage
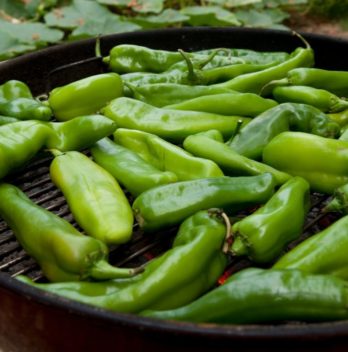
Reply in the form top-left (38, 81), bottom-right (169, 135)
top-left (307, 0), bottom-right (348, 18)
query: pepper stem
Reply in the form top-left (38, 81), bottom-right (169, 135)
top-left (292, 30), bottom-right (311, 50)
top-left (48, 148), bottom-right (64, 157)
top-left (226, 119), bottom-right (244, 144)
top-left (221, 211), bottom-right (233, 254)
top-left (259, 78), bottom-right (289, 96)
top-left (90, 260), bottom-right (144, 280)
top-left (95, 35), bottom-right (102, 58)
top-left (178, 49), bottom-right (199, 84)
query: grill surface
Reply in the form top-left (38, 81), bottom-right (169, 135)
top-left (1, 27), bottom-right (348, 352)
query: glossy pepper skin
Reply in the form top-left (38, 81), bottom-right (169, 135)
top-left (273, 215), bottom-right (348, 279)
top-left (142, 268), bottom-right (348, 324)
top-left (102, 97), bottom-right (250, 143)
top-left (183, 131), bottom-right (290, 185)
top-left (0, 80), bottom-right (33, 100)
top-left (133, 173), bottom-right (277, 232)
top-left (91, 137), bottom-right (177, 197)
top-left (0, 120), bottom-right (51, 179)
top-left (263, 131), bottom-right (348, 194)
top-left (50, 150), bottom-right (133, 245)
top-left (272, 86), bottom-right (348, 113)
top-left (114, 128), bottom-right (224, 181)
top-left (48, 73), bottom-right (123, 121)
top-left (164, 92), bottom-right (278, 117)
top-left (45, 114), bottom-right (116, 152)
top-left (231, 177), bottom-right (310, 263)
top-left (0, 115), bottom-right (19, 125)
top-left (18, 210), bottom-right (228, 313)
top-left (328, 109), bottom-right (348, 127)
top-left (227, 103), bottom-right (340, 160)
top-left (0, 183), bottom-right (139, 282)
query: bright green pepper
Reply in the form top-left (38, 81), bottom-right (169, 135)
top-left (50, 150), bottom-right (134, 245)
top-left (0, 183), bottom-right (140, 282)
top-left (227, 103), bottom-right (340, 160)
top-left (183, 131), bottom-right (290, 185)
top-left (114, 128), bottom-right (224, 181)
top-left (262, 131), bottom-right (348, 194)
top-left (328, 109), bottom-right (348, 127)
top-left (45, 114), bottom-right (116, 152)
top-left (231, 177), bottom-right (310, 263)
top-left (0, 120), bottom-right (51, 179)
top-left (324, 182), bottom-right (348, 214)
top-left (273, 215), bottom-right (348, 279)
top-left (91, 137), bottom-right (177, 197)
top-left (17, 210), bottom-right (228, 313)
top-left (48, 73), bottom-right (123, 121)
top-left (0, 115), bottom-right (19, 125)
top-left (102, 97), bottom-right (250, 143)
top-left (272, 86), bottom-right (348, 113)
top-left (0, 80), bottom-right (34, 101)
top-left (164, 92), bottom-right (278, 117)
top-left (142, 268), bottom-right (348, 324)
top-left (132, 173), bottom-right (277, 232)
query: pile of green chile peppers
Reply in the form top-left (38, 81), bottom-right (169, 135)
top-left (91, 138), bottom-right (177, 197)
top-left (49, 150), bottom-right (134, 245)
top-left (18, 210), bottom-right (228, 313)
top-left (114, 128), bottom-right (223, 181)
top-left (0, 183), bottom-right (140, 282)
top-left (227, 103), bottom-right (340, 160)
top-left (230, 177), bottom-right (310, 263)
top-left (142, 268), bottom-right (348, 324)
top-left (262, 131), bottom-right (348, 194)
top-left (132, 173), bottom-right (277, 231)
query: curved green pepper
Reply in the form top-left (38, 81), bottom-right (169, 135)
top-left (273, 215), bottom-right (348, 279)
top-left (18, 210), bottom-right (228, 313)
top-left (227, 103), bottom-right (340, 160)
top-left (231, 177), bottom-right (310, 263)
top-left (50, 150), bottom-right (134, 245)
top-left (183, 131), bottom-right (290, 185)
top-left (0, 80), bottom-right (33, 100)
top-left (91, 137), bottom-right (177, 197)
top-left (102, 97), bottom-right (250, 143)
top-left (114, 128), bottom-right (224, 181)
top-left (142, 268), bottom-right (348, 324)
top-left (132, 173), bottom-right (277, 231)
top-left (0, 183), bottom-right (139, 282)
top-left (48, 73), bottom-right (123, 121)
top-left (272, 86), bottom-right (348, 113)
top-left (328, 109), bottom-right (348, 127)
top-left (0, 115), bottom-right (19, 125)
top-left (262, 131), bottom-right (348, 194)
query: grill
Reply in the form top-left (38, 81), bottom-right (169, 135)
top-left (1, 27), bottom-right (348, 352)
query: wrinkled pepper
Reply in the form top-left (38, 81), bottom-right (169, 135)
top-left (324, 183), bottom-right (348, 214)
top-left (132, 173), bottom-right (277, 231)
top-left (328, 109), bottom-right (348, 127)
top-left (114, 128), bottom-right (224, 181)
top-left (17, 210), bottom-right (228, 313)
top-left (230, 177), bottom-right (310, 263)
top-left (102, 97), bottom-right (250, 143)
top-left (183, 131), bottom-right (290, 185)
top-left (50, 150), bottom-right (134, 245)
top-left (262, 131), bottom-right (348, 194)
top-left (0, 183), bottom-right (139, 282)
top-left (142, 268), bottom-right (348, 324)
top-left (273, 215), bottom-right (348, 279)
top-left (227, 103), bottom-right (340, 160)
top-left (91, 137), bottom-right (177, 197)
top-left (48, 73), bottom-right (123, 121)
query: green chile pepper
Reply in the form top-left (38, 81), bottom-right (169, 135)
top-left (273, 215), bottom-right (348, 279)
top-left (91, 137), bottom-right (177, 197)
top-left (0, 183), bottom-right (139, 282)
top-left (164, 92), bottom-right (278, 117)
top-left (0, 120), bottom-right (51, 179)
top-left (0, 115), bottom-right (19, 125)
top-left (231, 177), bottom-right (310, 263)
top-left (272, 86), bottom-right (348, 113)
top-left (102, 97), bottom-right (250, 143)
top-left (50, 150), bottom-right (134, 245)
top-left (262, 131), bottom-right (348, 194)
top-left (114, 128), bottom-right (224, 181)
top-left (45, 114), bottom-right (117, 152)
top-left (142, 268), bottom-right (348, 324)
top-left (227, 103), bottom-right (340, 160)
top-left (48, 73), bottom-right (123, 121)
top-left (183, 131), bottom-right (290, 185)
top-left (130, 83), bottom-right (235, 107)
top-left (18, 210), bottom-right (228, 313)
top-left (132, 173), bottom-right (277, 232)
top-left (328, 109), bottom-right (348, 127)
top-left (0, 80), bottom-right (33, 100)
top-left (324, 183), bottom-right (348, 214)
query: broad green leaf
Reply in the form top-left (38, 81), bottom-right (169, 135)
top-left (131, 9), bottom-right (189, 28)
top-left (206, 0), bottom-right (262, 8)
top-left (97, 0), bottom-right (164, 14)
top-left (0, 19), bottom-right (64, 60)
top-left (0, 0), bottom-right (44, 19)
top-left (181, 6), bottom-right (241, 26)
top-left (235, 8), bottom-right (289, 27)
